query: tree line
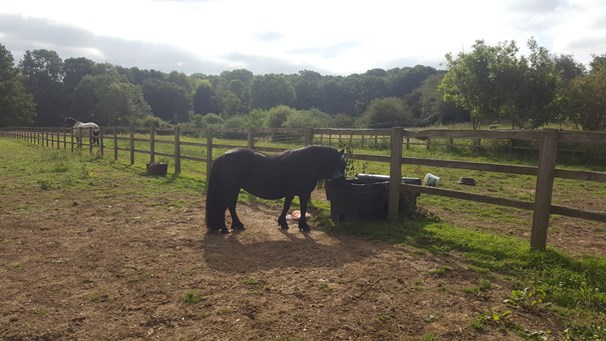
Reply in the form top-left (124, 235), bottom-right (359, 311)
top-left (0, 39), bottom-right (604, 130)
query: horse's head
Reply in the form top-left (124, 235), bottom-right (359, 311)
top-left (331, 148), bottom-right (346, 179)
top-left (309, 146), bottom-right (345, 180)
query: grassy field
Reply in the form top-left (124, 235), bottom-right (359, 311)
top-left (1, 137), bottom-right (605, 339)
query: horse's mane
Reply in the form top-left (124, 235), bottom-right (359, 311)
top-left (272, 145), bottom-right (339, 164)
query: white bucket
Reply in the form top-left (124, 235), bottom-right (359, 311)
top-left (424, 173), bottom-right (441, 187)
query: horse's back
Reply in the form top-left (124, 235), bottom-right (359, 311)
top-left (217, 148), bottom-right (291, 199)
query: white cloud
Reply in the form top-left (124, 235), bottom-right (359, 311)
top-left (0, 0), bottom-right (604, 75)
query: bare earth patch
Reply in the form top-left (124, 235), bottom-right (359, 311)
top-left (1, 175), bottom-right (569, 341)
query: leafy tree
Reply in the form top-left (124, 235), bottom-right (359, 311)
top-left (223, 115), bottom-right (246, 129)
top-left (0, 44), bottom-right (36, 126)
top-left (220, 69), bottom-right (254, 86)
top-left (590, 53), bottom-right (606, 72)
top-left (220, 92), bottom-right (242, 117)
top-left (63, 57), bottom-right (96, 92)
top-left (167, 71), bottom-right (193, 93)
top-left (241, 109), bottom-right (268, 128)
top-left (186, 113), bottom-right (224, 129)
top-left (19, 49), bottom-right (68, 126)
top-left (515, 39), bottom-right (558, 128)
top-left (135, 114), bottom-right (171, 128)
top-left (282, 108), bottom-right (330, 128)
top-left (358, 73), bottom-right (389, 109)
top-left (293, 70), bottom-right (323, 110)
top-left (128, 67), bottom-right (166, 85)
top-left (328, 113), bottom-right (355, 128)
top-left (439, 40), bottom-right (502, 129)
top-left (415, 73), bottom-right (467, 125)
top-left (228, 79), bottom-right (245, 98)
top-left (96, 82), bottom-right (151, 125)
top-left (193, 80), bottom-right (218, 115)
top-left (567, 67), bottom-right (606, 130)
top-left (212, 79), bottom-right (242, 117)
top-left (319, 77), bottom-right (356, 115)
top-left (551, 54), bottom-right (587, 126)
top-left (249, 74), bottom-right (296, 110)
top-left (72, 72), bottom-right (126, 121)
top-left (357, 97), bottom-right (413, 128)
top-left (72, 72), bottom-right (149, 125)
top-left (440, 39), bottom-right (558, 129)
top-left (388, 65), bottom-right (437, 97)
top-left (554, 54), bottom-right (586, 86)
top-left (142, 78), bottom-right (192, 122)
top-left (266, 105), bottom-right (296, 128)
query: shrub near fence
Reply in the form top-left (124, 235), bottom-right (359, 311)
top-left (2, 126), bottom-right (605, 250)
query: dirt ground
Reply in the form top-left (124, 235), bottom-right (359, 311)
top-left (1, 171), bottom-right (578, 341)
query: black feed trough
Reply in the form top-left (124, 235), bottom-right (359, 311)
top-left (325, 174), bottom-right (421, 223)
top-left (146, 162), bottom-right (168, 176)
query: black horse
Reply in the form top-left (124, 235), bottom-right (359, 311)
top-left (205, 145), bottom-right (345, 234)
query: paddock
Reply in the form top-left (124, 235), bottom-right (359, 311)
top-left (0, 134), bottom-right (604, 339)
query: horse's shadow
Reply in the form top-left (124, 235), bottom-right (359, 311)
top-left (200, 228), bottom-right (379, 274)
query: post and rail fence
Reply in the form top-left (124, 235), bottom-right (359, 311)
top-left (2, 126), bottom-right (605, 250)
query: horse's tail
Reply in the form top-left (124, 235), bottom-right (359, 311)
top-left (205, 155), bottom-right (225, 231)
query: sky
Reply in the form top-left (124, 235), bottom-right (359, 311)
top-left (1, 0), bottom-right (605, 76)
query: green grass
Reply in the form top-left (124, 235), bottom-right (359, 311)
top-left (329, 219), bottom-right (606, 339)
top-left (2, 134), bottom-right (605, 339)
top-left (182, 291), bottom-right (205, 304)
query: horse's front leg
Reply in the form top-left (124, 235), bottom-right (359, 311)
top-left (278, 196), bottom-right (293, 229)
top-left (298, 193), bottom-right (311, 232)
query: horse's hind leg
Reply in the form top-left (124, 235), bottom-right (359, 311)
top-left (226, 192), bottom-right (245, 232)
top-left (228, 205), bottom-right (245, 231)
top-left (278, 196), bottom-right (294, 230)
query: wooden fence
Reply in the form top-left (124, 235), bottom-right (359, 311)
top-left (2, 126), bottom-right (605, 250)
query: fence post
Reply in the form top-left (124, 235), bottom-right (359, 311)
top-left (70, 127), bottom-right (74, 151)
top-left (45, 128), bottom-right (49, 147)
top-left (304, 128), bottom-right (314, 146)
top-left (99, 128), bottom-right (104, 157)
top-left (130, 127), bottom-right (135, 165)
top-left (247, 127), bottom-right (255, 149)
top-left (206, 128), bottom-right (214, 178)
top-left (530, 129), bottom-right (558, 250)
top-left (174, 126), bottom-right (181, 173)
top-left (113, 127), bottom-right (118, 161)
top-left (63, 127), bottom-right (67, 150)
top-left (51, 128), bottom-right (54, 148)
top-left (77, 127), bottom-right (82, 149)
top-left (150, 127), bottom-right (155, 163)
top-left (89, 127), bottom-right (93, 154)
top-left (388, 128), bottom-right (404, 223)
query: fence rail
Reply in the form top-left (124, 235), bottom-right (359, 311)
top-left (2, 126), bottom-right (605, 250)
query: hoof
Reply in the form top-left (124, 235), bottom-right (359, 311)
top-left (299, 226), bottom-right (311, 233)
top-left (278, 220), bottom-right (289, 230)
top-left (220, 228), bottom-right (230, 234)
